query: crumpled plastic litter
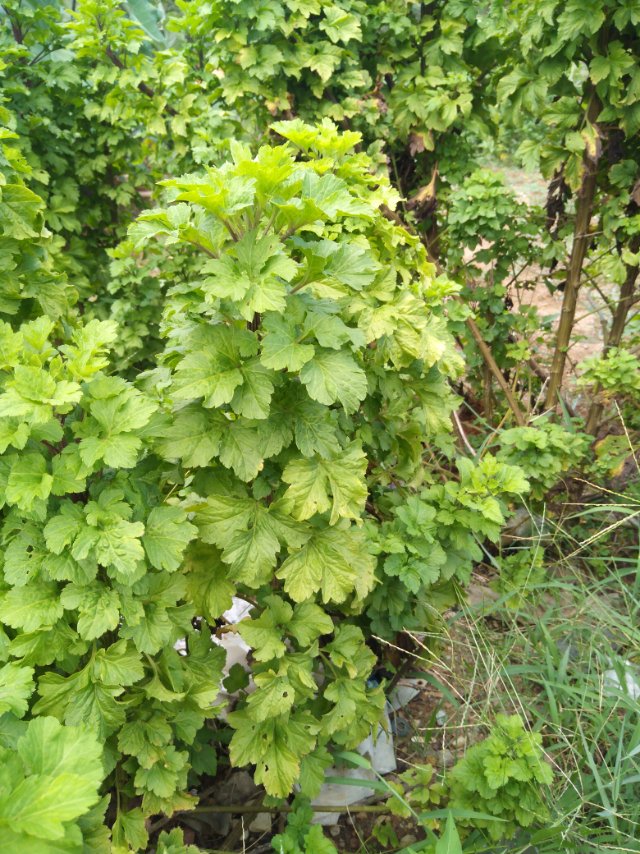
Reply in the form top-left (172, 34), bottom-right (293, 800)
top-left (311, 705), bottom-right (396, 826)
top-left (215, 598), bottom-right (253, 675)
top-left (174, 597), bottom-right (255, 716)
top-left (604, 659), bottom-right (640, 701)
top-left (311, 678), bottom-right (426, 826)
top-left (212, 598), bottom-right (254, 715)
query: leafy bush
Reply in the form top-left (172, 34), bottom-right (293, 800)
top-left (1, 0), bottom-right (240, 368)
top-left (134, 120), bottom-right (531, 799)
top-left (494, 546), bottom-right (546, 608)
top-left (367, 455), bottom-right (529, 634)
top-left (446, 169), bottom-right (540, 285)
top-left (445, 169), bottom-right (543, 376)
top-left (0, 108), bottom-right (223, 842)
top-left (498, 420), bottom-right (589, 500)
top-left (579, 348), bottom-right (640, 399)
top-left (200, 0), bottom-right (496, 195)
top-left (0, 101), bottom-right (535, 846)
top-left (8, 0), bottom-right (640, 849)
top-left (449, 713), bottom-right (553, 841)
top-left (0, 716), bottom-right (105, 851)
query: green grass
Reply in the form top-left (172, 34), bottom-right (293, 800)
top-left (452, 489), bottom-right (640, 853)
top-left (273, 486), bottom-right (640, 854)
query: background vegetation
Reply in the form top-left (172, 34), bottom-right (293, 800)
top-left (1, 0), bottom-right (639, 851)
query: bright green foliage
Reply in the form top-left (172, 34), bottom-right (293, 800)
top-left (494, 547), bottom-right (546, 609)
top-left (579, 348), bottom-right (640, 398)
top-left (138, 122), bottom-right (532, 798)
top-left (367, 455), bottom-right (529, 634)
top-left (386, 762), bottom-right (445, 820)
top-left (446, 170), bottom-right (541, 284)
top-left (0, 0), bottom-right (624, 848)
top-left (0, 715), bottom-right (106, 852)
top-left (271, 798), bottom-right (338, 854)
top-left (497, 0), bottom-right (640, 182)
top-left (0, 14), bottom-right (540, 836)
top-left (449, 714), bottom-right (553, 841)
top-left (1, 0), bottom-right (240, 369)
top-left (0, 108), bottom-right (227, 839)
top-left (156, 828), bottom-right (202, 854)
top-left (498, 420), bottom-right (589, 500)
top-left (445, 169), bottom-right (543, 377)
top-left (166, 0), bottom-right (503, 212)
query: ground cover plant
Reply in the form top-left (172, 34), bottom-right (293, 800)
top-left (1, 0), bottom-right (640, 852)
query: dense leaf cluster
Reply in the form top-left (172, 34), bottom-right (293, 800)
top-left (0, 96), bottom-right (532, 848)
top-left (450, 714), bottom-right (553, 841)
top-left (137, 122), bottom-right (529, 800)
top-left (13, 0), bottom-right (640, 849)
top-left (0, 715), bottom-right (109, 851)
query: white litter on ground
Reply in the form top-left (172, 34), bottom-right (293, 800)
top-left (389, 679), bottom-right (422, 711)
top-left (311, 706), bottom-right (396, 826)
top-left (604, 660), bottom-right (640, 701)
top-left (311, 679), bottom-right (428, 824)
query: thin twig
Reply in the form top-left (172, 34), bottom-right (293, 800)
top-left (463, 311), bottom-right (526, 426)
top-left (186, 803), bottom-right (391, 815)
top-left (452, 410), bottom-right (477, 455)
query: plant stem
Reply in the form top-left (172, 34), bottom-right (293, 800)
top-left (188, 240), bottom-right (217, 258)
top-left (185, 803), bottom-right (391, 815)
top-left (545, 93), bottom-right (602, 410)
top-left (464, 313), bottom-right (526, 426)
top-left (451, 410), bottom-right (477, 455)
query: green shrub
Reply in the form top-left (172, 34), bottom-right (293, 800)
top-left (579, 348), bottom-right (640, 399)
top-left (449, 713), bottom-right (553, 841)
top-left (498, 420), bottom-right (589, 500)
top-left (137, 119), bottom-right (529, 799)
top-left (367, 455), bottom-right (529, 634)
top-left (445, 169), bottom-right (540, 285)
top-left (0, 110), bottom-right (532, 844)
top-left (494, 546), bottom-right (546, 608)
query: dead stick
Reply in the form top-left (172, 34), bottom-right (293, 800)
top-left (528, 357), bottom-right (576, 417)
top-left (452, 410), bottom-right (477, 455)
top-left (185, 803), bottom-right (390, 815)
top-left (463, 312), bottom-right (526, 426)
